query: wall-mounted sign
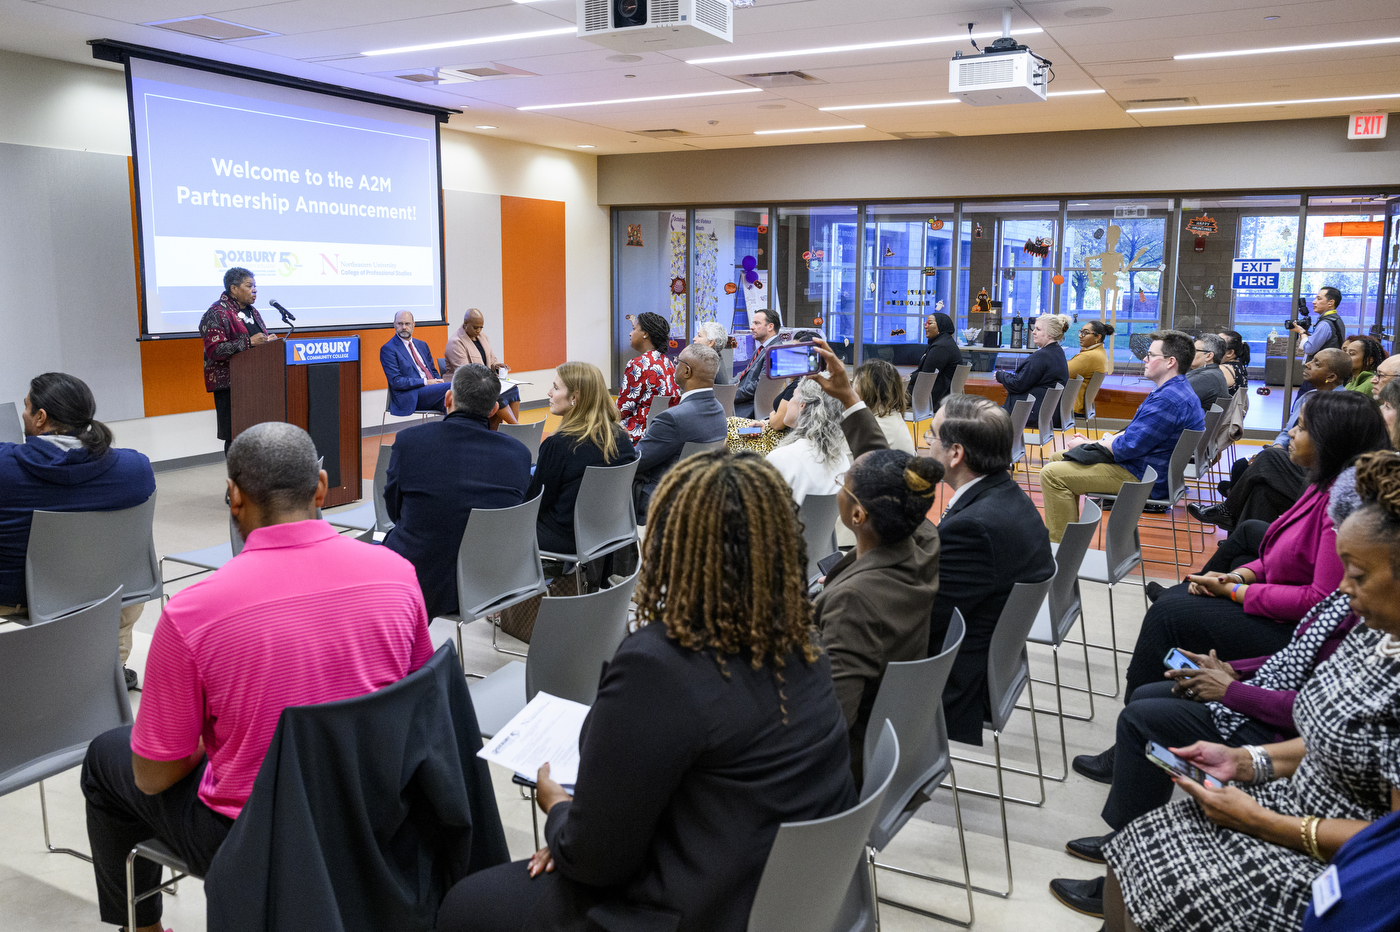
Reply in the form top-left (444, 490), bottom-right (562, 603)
top-left (1348, 113), bottom-right (1388, 140)
top-left (1231, 259), bottom-right (1281, 291)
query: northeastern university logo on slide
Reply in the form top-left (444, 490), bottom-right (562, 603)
top-left (286, 337), bottom-right (359, 366)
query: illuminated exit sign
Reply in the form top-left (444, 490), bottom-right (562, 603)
top-left (1348, 113), bottom-right (1388, 139)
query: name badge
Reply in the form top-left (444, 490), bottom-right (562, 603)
top-left (1311, 864), bottom-right (1341, 917)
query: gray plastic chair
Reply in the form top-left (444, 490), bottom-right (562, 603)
top-left (903, 370), bottom-right (939, 427)
top-left (858, 610), bottom-right (975, 926)
top-left (160, 514), bottom-right (244, 589)
top-left (1082, 369), bottom-right (1108, 435)
top-left (1071, 466), bottom-right (1156, 698)
top-left (1057, 375), bottom-right (1084, 438)
top-left (540, 459), bottom-right (641, 591)
top-left (754, 374), bottom-right (791, 417)
top-left (679, 439), bottom-right (727, 459)
top-left (948, 363), bottom-right (972, 396)
top-left (1096, 429), bottom-right (1203, 581)
top-left (798, 493), bottom-right (841, 584)
top-left (746, 722), bottom-right (899, 932)
top-left (1027, 498), bottom-right (1103, 778)
top-left (442, 492), bottom-right (548, 662)
top-left (1007, 398), bottom-right (1034, 486)
top-left (500, 420), bottom-right (546, 465)
top-left (1184, 404), bottom-right (1226, 517)
top-left (712, 382), bottom-right (738, 418)
top-left (0, 588), bottom-right (129, 863)
top-left (325, 444), bottom-right (395, 539)
top-left (950, 577), bottom-right (1053, 899)
top-left (469, 573), bottom-right (639, 738)
top-left (0, 401), bottom-right (22, 444)
top-left (647, 394), bottom-right (673, 423)
top-left (1023, 383), bottom-right (1065, 473)
top-left (25, 495), bottom-right (163, 626)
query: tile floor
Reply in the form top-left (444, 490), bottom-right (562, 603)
top-left (1, 459), bottom-right (1188, 932)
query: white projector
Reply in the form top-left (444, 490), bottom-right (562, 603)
top-left (949, 50), bottom-right (1048, 106)
top-left (577, 0), bottom-right (733, 52)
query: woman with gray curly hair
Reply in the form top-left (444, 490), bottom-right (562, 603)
top-left (765, 377), bottom-right (851, 506)
top-left (695, 321), bottom-right (731, 384)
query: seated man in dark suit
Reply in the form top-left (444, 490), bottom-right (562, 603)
top-left (633, 343), bottom-right (728, 521)
top-left (732, 308), bottom-right (782, 419)
top-left (381, 310), bottom-right (449, 416)
top-left (809, 336), bottom-right (1056, 748)
top-left (384, 365), bottom-right (532, 618)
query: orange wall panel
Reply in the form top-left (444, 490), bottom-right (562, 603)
top-left (500, 195), bottom-right (567, 372)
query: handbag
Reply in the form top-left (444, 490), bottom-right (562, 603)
top-left (497, 573), bottom-right (581, 644)
top-left (1062, 442), bottom-right (1116, 466)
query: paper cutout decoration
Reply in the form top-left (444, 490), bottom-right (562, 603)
top-left (803, 250), bottom-right (811, 260)
top-left (1205, 284), bottom-right (1216, 299)
top-left (928, 217), bottom-right (944, 231)
top-left (1185, 215), bottom-right (1219, 236)
top-left (935, 300), bottom-right (945, 311)
top-left (1022, 237), bottom-right (1052, 258)
top-left (976, 289), bottom-right (991, 313)
top-left (1052, 273), bottom-right (1065, 285)
top-left (868, 281), bottom-right (876, 293)
top-left (668, 339), bottom-right (678, 348)
top-left (1003, 268), bottom-right (1016, 280)
top-left (724, 282), bottom-right (738, 295)
top-left (973, 223), bottom-right (984, 239)
top-left (1257, 387), bottom-right (1271, 395)
top-left (922, 267), bottom-right (937, 276)
top-left (1093, 228), bottom-right (1105, 240)
top-left (891, 328), bottom-right (906, 335)
top-left (670, 277), bottom-right (687, 295)
top-left (753, 280), bottom-right (763, 289)
top-left (757, 248), bottom-right (764, 256)
top-left (757, 225), bottom-right (768, 234)
top-left (1138, 288), bottom-right (1146, 305)
top-left (626, 224), bottom-right (644, 247)
top-left (884, 244), bottom-right (895, 257)
top-left (813, 316), bottom-right (823, 325)
top-left (815, 250), bottom-right (824, 259)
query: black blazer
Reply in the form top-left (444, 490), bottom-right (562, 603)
top-left (633, 389), bottom-right (728, 520)
top-left (531, 622), bottom-right (857, 932)
top-left (908, 334), bottom-right (964, 414)
top-left (732, 336), bottom-right (780, 419)
top-left (929, 471), bottom-right (1055, 744)
top-left (528, 424), bottom-right (637, 554)
top-left (383, 412), bottom-right (532, 618)
top-left (995, 342), bottom-right (1069, 427)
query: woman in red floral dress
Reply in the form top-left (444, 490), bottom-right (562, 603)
top-left (618, 312), bottom-right (679, 444)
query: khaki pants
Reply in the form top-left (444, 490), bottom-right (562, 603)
top-left (1039, 452), bottom-right (1137, 543)
top-left (0, 601), bottom-right (144, 664)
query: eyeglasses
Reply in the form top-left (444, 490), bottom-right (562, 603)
top-left (834, 474), bottom-right (864, 510)
top-left (1377, 371), bottom-right (1399, 383)
top-left (1143, 351), bottom-right (1168, 360)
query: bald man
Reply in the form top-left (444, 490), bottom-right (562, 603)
top-left (632, 343), bottom-right (727, 521)
top-left (380, 311), bottom-right (449, 416)
top-left (444, 308), bottom-right (519, 424)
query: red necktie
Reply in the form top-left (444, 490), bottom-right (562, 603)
top-left (405, 339), bottom-right (432, 379)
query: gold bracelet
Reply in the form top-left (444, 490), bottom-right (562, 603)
top-left (1308, 816), bottom-right (1326, 863)
top-left (1299, 816), bottom-right (1318, 860)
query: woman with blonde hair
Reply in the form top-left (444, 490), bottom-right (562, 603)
top-left (436, 451), bottom-right (857, 932)
top-left (853, 358), bottom-right (915, 453)
top-left (528, 361), bottom-right (636, 554)
top-left (995, 312), bottom-right (1071, 427)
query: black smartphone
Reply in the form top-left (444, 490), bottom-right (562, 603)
top-left (1164, 648), bottom-right (1199, 671)
top-left (1146, 741), bottom-right (1223, 788)
top-left (767, 341), bottom-right (824, 379)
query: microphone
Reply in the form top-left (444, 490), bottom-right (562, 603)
top-left (269, 300), bottom-right (296, 322)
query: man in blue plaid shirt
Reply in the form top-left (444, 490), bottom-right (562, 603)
top-left (1040, 331), bottom-right (1205, 541)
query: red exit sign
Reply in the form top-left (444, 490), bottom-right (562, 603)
top-left (1348, 113), bottom-right (1389, 139)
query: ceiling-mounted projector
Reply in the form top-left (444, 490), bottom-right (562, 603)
top-left (948, 12), bottom-right (1050, 106)
top-left (577, 0), bottom-right (734, 52)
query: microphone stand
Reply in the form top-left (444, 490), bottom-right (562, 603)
top-left (271, 301), bottom-right (296, 337)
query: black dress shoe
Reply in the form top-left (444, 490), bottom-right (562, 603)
top-left (1049, 876), bottom-right (1105, 918)
top-left (1072, 747), bottom-right (1114, 784)
top-left (1187, 502), bottom-right (1234, 529)
top-left (124, 666), bottom-right (139, 691)
top-left (1145, 581), bottom-right (1166, 603)
top-left (1066, 831), bottom-right (1116, 864)
top-left (1217, 479), bottom-right (1232, 496)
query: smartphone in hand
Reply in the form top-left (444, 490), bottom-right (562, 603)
top-left (1164, 648), bottom-right (1200, 671)
top-left (1146, 741), bottom-right (1223, 788)
top-left (767, 342), bottom-right (824, 379)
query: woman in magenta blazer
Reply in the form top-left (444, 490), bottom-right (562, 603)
top-left (1119, 390), bottom-right (1389, 703)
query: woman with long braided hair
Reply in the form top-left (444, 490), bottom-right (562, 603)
top-left (437, 451), bottom-right (857, 932)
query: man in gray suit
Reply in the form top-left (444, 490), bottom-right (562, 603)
top-left (633, 343), bottom-right (728, 522)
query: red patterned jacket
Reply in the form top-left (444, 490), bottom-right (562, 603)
top-left (618, 350), bottom-right (679, 443)
top-left (199, 294), bottom-right (269, 392)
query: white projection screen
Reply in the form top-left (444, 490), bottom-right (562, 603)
top-left (126, 56), bottom-right (446, 336)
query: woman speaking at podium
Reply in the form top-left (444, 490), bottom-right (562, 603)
top-left (200, 267), bottom-right (277, 453)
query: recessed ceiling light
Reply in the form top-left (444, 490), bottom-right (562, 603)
top-left (820, 99), bottom-right (957, 111)
top-left (577, 144), bottom-right (596, 148)
top-left (364, 26), bottom-right (575, 56)
top-left (518, 87), bottom-right (761, 110)
top-left (1126, 91), bottom-right (1400, 112)
top-left (754, 124), bottom-right (866, 134)
top-left (1174, 36), bottom-right (1400, 60)
top-left (1064, 6), bottom-right (1113, 18)
top-left (475, 124), bottom-right (498, 129)
top-left (686, 28), bottom-right (1042, 65)
top-left (1264, 15), bottom-right (1281, 20)
top-left (1047, 89), bottom-right (1107, 97)
top-left (1125, 77), bottom-right (1161, 85)
top-left (606, 54), bottom-right (643, 62)
top-left (757, 103), bottom-right (786, 110)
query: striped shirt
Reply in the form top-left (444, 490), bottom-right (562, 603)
top-left (131, 520), bottom-right (433, 819)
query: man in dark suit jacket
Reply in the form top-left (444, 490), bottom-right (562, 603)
top-left (381, 311), bottom-right (449, 416)
top-left (633, 343), bottom-right (728, 521)
top-left (732, 308), bottom-right (782, 419)
top-left (383, 365), bottom-right (532, 618)
top-left (810, 339), bottom-right (1056, 747)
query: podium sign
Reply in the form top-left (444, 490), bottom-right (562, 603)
top-left (230, 339), bottom-right (362, 507)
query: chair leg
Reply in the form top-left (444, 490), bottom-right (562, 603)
top-left (490, 612), bottom-right (528, 658)
top-left (127, 846), bottom-right (189, 932)
top-left (876, 767), bottom-right (980, 918)
top-left (996, 680), bottom-right (1051, 795)
top-left (40, 781), bottom-right (92, 863)
top-left (992, 732), bottom-right (1013, 896)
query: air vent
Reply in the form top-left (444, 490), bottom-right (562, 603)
top-left (583, 0), bottom-right (609, 32)
top-left (440, 63), bottom-right (538, 81)
top-left (958, 56), bottom-right (1016, 87)
top-left (892, 131), bottom-right (958, 139)
top-left (395, 71), bottom-right (443, 84)
top-left (1123, 96), bottom-right (1198, 107)
top-left (736, 71), bottom-right (824, 88)
top-left (145, 16), bottom-right (278, 40)
top-left (696, 0), bottom-right (729, 29)
top-left (636, 128), bottom-right (697, 137)
top-left (651, 0), bottom-right (682, 24)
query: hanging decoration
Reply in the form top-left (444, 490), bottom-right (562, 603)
top-left (922, 266), bottom-right (937, 276)
top-left (1185, 214), bottom-right (1219, 236)
top-left (757, 224), bottom-right (768, 235)
top-left (724, 282), bottom-right (738, 295)
top-left (890, 328), bottom-right (906, 335)
top-left (928, 217), bottom-right (944, 231)
top-left (1205, 284), bottom-right (1217, 299)
top-left (668, 339), bottom-right (678, 348)
top-left (884, 244), bottom-right (895, 257)
top-left (626, 224), bottom-right (644, 247)
top-left (692, 219), bottom-right (718, 325)
top-left (1052, 273), bottom-right (1065, 285)
top-left (1022, 236), bottom-right (1052, 258)
top-left (1093, 228), bottom-right (1105, 240)
top-left (1138, 288), bottom-right (1147, 305)
top-left (1003, 268), bottom-right (1017, 280)
top-left (813, 316), bottom-right (823, 326)
top-left (802, 249), bottom-right (824, 270)
top-left (741, 255), bottom-right (760, 286)
top-left (667, 214), bottom-right (686, 334)
top-left (973, 223), bottom-right (984, 239)
top-left (670, 277), bottom-right (687, 295)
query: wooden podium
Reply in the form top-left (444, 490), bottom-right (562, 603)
top-left (229, 338), bottom-right (362, 507)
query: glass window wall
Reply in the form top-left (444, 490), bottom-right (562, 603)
top-left (614, 208), bottom-right (688, 379)
top-left (862, 203), bottom-right (955, 365)
top-left (777, 205), bottom-right (858, 362)
top-left (693, 207), bottom-right (768, 380)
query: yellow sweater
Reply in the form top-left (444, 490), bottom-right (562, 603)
top-left (1068, 344), bottom-right (1113, 414)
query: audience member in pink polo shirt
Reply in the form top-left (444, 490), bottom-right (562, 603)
top-left (80, 423), bottom-right (433, 932)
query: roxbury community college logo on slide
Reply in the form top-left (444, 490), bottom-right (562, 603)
top-left (286, 336), bottom-right (360, 365)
